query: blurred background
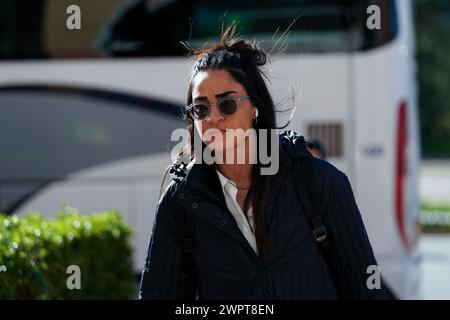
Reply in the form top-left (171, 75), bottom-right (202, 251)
top-left (0, 0), bottom-right (449, 299)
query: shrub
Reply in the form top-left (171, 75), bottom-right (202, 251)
top-left (421, 203), bottom-right (450, 234)
top-left (0, 206), bottom-right (134, 299)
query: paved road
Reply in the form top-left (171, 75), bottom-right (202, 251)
top-left (419, 234), bottom-right (450, 300)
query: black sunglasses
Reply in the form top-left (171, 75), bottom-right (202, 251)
top-left (185, 95), bottom-right (251, 120)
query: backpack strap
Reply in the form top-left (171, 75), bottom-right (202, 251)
top-left (292, 156), bottom-right (338, 294)
top-left (293, 156), bottom-right (331, 248)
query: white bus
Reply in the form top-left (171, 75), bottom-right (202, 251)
top-left (0, 0), bottom-right (420, 298)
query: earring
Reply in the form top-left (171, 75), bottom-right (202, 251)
top-left (254, 107), bottom-right (259, 124)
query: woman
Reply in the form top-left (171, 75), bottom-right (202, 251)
top-left (139, 25), bottom-right (389, 300)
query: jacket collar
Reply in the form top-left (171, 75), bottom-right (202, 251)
top-left (169, 130), bottom-right (311, 191)
top-left (174, 145), bottom-right (293, 202)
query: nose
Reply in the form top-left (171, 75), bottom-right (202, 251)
top-left (205, 103), bottom-right (224, 125)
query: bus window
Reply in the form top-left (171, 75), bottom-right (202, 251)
top-left (0, 0), bottom-right (398, 59)
top-left (188, 0), bottom-right (398, 53)
top-left (0, 86), bottom-right (181, 213)
top-left (100, 0), bottom-right (399, 55)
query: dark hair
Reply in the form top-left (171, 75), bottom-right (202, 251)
top-left (163, 23), bottom-right (283, 259)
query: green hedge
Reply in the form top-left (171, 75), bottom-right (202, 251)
top-left (0, 207), bottom-right (134, 299)
top-left (421, 203), bottom-right (450, 233)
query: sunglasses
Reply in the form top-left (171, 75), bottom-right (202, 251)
top-left (185, 95), bottom-right (251, 120)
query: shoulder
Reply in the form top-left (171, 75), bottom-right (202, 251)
top-left (310, 157), bottom-right (347, 187)
top-left (154, 180), bottom-right (187, 230)
top-left (305, 157), bottom-right (353, 208)
top-left (158, 180), bottom-right (184, 211)
top-left (277, 129), bottom-right (351, 199)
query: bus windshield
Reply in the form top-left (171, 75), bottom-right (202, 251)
top-left (0, 0), bottom-right (398, 60)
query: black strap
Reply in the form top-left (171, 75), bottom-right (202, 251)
top-left (293, 157), bottom-right (332, 252)
top-left (293, 157), bottom-right (331, 248)
top-left (293, 156), bottom-right (347, 298)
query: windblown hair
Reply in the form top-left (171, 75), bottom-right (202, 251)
top-left (162, 23), bottom-right (284, 260)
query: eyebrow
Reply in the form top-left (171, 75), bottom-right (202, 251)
top-left (193, 90), bottom-right (237, 101)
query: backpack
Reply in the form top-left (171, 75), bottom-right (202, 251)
top-left (176, 155), bottom-right (334, 299)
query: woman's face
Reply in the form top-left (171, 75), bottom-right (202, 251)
top-left (191, 69), bottom-right (257, 154)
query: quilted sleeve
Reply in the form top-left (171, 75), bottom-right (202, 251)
top-left (317, 160), bottom-right (390, 300)
top-left (138, 187), bottom-right (188, 300)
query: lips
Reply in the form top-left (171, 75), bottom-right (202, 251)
top-left (212, 128), bottom-right (228, 134)
top-left (203, 127), bottom-right (233, 136)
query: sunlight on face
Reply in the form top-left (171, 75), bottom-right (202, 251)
top-left (191, 69), bottom-right (257, 155)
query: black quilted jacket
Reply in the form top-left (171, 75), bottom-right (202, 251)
top-left (139, 131), bottom-right (389, 300)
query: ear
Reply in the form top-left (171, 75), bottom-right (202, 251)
top-left (254, 107), bottom-right (259, 119)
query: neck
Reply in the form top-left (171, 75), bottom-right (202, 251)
top-left (216, 163), bottom-right (253, 188)
top-left (216, 138), bottom-right (254, 188)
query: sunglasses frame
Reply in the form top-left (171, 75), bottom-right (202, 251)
top-left (185, 95), bottom-right (251, 120)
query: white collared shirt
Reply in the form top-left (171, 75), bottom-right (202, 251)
top-left (216, 170), bottom-right (258, 255)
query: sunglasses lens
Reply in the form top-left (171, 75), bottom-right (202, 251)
top-left (191, 104), bottom-right (209, 119)
top-left (219, 98), bottom-right (237, 115)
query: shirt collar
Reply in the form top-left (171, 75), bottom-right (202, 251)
top-left (215, 169), bottom-right (237, 190)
